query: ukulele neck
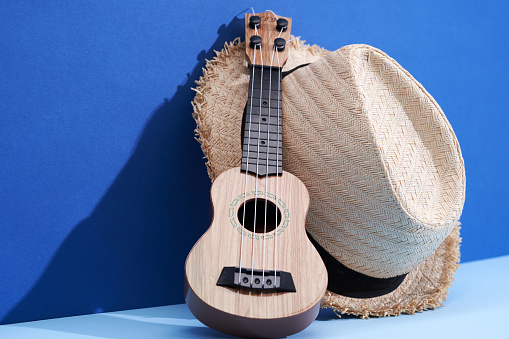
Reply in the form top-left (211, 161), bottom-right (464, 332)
top-left (241, 65), bottom-right (283, 177)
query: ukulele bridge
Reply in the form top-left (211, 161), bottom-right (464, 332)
top-left (217, 267), bottom-right (296, 292)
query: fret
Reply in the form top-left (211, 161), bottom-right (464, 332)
top-left (242, 144), bottom-right (280, 156)
top-left (250, 88), bottom-right (281, 100)
top-left (241, 159), bottom-right (281, 168)
top-left (243, 139), bottom-right (282, 149)
top-left (251, 80), bottom-right (280, 90)
top-left (243, 151), bottom-right (282, 161)
top-left (243, 131), bottom-right (281, 141)
top-left (245, 115), bottom-right (281, 126)
top-left (246, 98), bottom-right (282, 110)
top-left (245, 108), bottom-right (282, 121)
top-left (244, 123), bottom-right (281, 133)
top-left (241, 158), bottom-right (280, 166)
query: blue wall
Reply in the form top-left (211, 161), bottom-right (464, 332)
top-left (1, 0), bottom-right (508, 324)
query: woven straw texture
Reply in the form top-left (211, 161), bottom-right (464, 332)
top-left (192, 38), bottom-right (328, 179)
top-left (283, 45), bottom-right (465, 278)
top-left (192, 38), bottom-right (464, 316)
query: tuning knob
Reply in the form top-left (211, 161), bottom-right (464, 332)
top-left (249, 15), bottom-right (261, 29)
top-left (276, 18), bottom-right (288, 32)
top-left (274, 38), bottom-right (286, 51)
top-left (250, 35), bottom-right (262, 49)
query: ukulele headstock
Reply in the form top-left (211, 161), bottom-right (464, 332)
top-left (245, 12), bottom-right (292, 67)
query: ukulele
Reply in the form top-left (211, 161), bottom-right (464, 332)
top-left (185, 11), bottom-right (327, 338)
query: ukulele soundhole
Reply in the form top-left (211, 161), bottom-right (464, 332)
top-left (237, 198), bottom-right (282, 234)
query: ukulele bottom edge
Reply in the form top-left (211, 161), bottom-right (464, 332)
top-left (184, 277), bottom-right (321, 338)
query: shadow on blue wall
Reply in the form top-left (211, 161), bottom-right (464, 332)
top-left (2, 16), bottom-right (244, 325)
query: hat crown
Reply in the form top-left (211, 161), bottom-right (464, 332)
top-left (282, 45), bottom-right (465, 278)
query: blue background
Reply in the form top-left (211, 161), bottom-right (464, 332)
top-left (1, 0), bottom-right (508, 325)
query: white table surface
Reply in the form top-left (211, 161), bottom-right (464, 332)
top-left (1, 255), bottom-right (508, 338)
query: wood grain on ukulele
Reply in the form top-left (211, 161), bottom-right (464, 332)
top-left (185, 11), bottom-right (327, 338)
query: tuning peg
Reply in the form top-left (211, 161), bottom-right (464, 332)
top-left (274, 38), bottom-right (286, 51)
top-left (276, 18), bottom-right (288, 32)
top-left (249, 15), bottom-right (261, 29)
top-left (250, 35), bottom-right (262, 49)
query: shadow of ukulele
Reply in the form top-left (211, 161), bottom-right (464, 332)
top-left (2, 15), bottom-right (245, 326)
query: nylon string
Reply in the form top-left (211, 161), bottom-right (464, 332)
top-left (261, 34), bottom-right (283, 287)
top-left (262, 43), bottom-right (275, 287)
top-left (238, 34), bottom-right (258, 283)
top-left (250, 45), bottom-right (264, 286)
top-left (274, 39), bottom-right (282, 287)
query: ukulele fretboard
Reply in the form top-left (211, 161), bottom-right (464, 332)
top-left (241, 65), bottom-right (283, 177)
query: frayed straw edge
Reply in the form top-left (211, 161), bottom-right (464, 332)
top-left (320, 225), bottom-right (462, 319)
top-left (191, 37), bottom-right (329, 182)
top-left (287, 36), bottom-right (329, 57)
top-left (191, 38), bottom-right (244, 181)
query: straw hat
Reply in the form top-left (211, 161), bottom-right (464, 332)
top-left (192, 38), bottom-right (465, 317)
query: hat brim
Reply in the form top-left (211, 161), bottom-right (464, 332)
top-left (322, 225), bottom-right (460, 318)
top-left (192, 38), bottom-right (461, 317)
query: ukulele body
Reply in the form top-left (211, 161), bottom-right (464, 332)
top-left (185, 167), bottom-right (327, 338)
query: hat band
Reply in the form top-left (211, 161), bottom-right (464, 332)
top-left (308, 234), bottom-right (407, 299)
